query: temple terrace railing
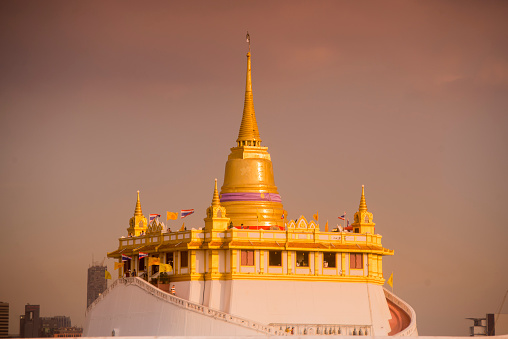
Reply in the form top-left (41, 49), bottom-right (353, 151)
top-left (86, 277), bottom-right (286, 336)
top-left (270, 323), bottom-right (372, 336)
top-left (383, 287), bottom-right (418, 336)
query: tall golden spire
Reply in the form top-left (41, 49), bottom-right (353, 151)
top-left (359, 185), bottom-right (368, 212)
top-left (212, 178), bottom-right (220, 207)
top-left (220, 35), bottom-right (284, 229)
top-left (236, 33), bottom-right (261, 147)
top-left (134, 190), bottom-right (143, 216)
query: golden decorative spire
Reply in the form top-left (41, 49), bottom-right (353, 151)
top-left (134, 190), bottom-right (143, 216)
top-left (359, 185), bottom-right (368, 212)
top-left (236, 34), bottom-right (261, 147)
top-left (212, 178), bottom-right (220, 207)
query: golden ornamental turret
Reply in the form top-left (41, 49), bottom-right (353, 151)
top-left (204, 179), bottom-right (229, 231)
top-left (127, 190), bottom-right (148, 236)
top-left (352, 185), bottom-right (375, 234)
top-left (220, 38), bottom-right (285, 229)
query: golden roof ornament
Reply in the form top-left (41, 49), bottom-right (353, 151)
top-left (352, 185), bottom-right (375, 234)
top-left (128, 190), bottom-right (148, 236)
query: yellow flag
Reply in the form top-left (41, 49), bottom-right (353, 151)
top-left (257, 210), bottom-right (262, 222)
top-left (387, 272), bottom-right (393, 288)
top-left (105, 270), bottom-right (112, 279)
top-left (179, 223), bottom-right (185, 231)
top-left (148, 257), bottom-right (160, 266)
top-left (167, 211), bottom-right (178, 220)
top-left (159, 263), bottom-right (173, 273)
top-left (114, 262), bottom-right (124, 270)
top-left (313, 210), bottom-right (319, 222)
top-left (325, 220), bottom-right (329, 232)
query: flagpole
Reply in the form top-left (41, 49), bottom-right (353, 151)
top-left (391, 272), bottom-right (394, 293)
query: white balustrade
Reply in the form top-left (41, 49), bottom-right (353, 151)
top-left (383, 287), bottom-right (418, 336)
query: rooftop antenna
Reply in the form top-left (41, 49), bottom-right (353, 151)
top-left (246, 31), bottom-right (251, 53)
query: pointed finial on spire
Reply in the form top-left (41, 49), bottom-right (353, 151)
top-left (359, 185), bottom-right (368, 212)
top-left (134, 190), bottom-right (143, 216)
top-left (237, 32), bottom-right (261, 147)
top-left (246, 31), bottom-right (251, 53)
top-left (212, 178), bottom-right (220, 207)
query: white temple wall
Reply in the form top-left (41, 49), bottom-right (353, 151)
top-left (188, 280), bottom-right (204, 304)
top-left (218, 250), bottom-right (226, 272)
top-left (195, 250), bottom-right (204, 273)
top-left (228, 280), bottom-right (391, 336)
top-left (83, 282), bottom-right (261, 337)
top-left (173, 280), bottom-right (191, 300)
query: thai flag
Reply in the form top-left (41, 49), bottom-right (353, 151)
top-left (149, 214), bottom-right (161, 223)
top-left (281, 212), bottom-right (285, 219)
top-left (121, 254), bottom-right (132, 261)
top-left (138, 252), bottom-right (148, 259)
top-left (338, 214), bottom-right (345, 220)
top-left (181, 209), bottom-right (195, 218)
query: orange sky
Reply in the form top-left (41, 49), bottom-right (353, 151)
top-left (1, 1), bottom-right (507, 336)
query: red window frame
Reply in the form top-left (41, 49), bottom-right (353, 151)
top-left (350, 253), bottom-right (363, 269)
top-left (241, 250), bottom-right (255, 266)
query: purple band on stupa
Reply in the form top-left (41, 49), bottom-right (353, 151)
top-left (220, 192), bottom-right (282, 203)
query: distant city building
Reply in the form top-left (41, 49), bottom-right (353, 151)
top-left (19, 305), bottom-right (41, 338)
top-left (87, 261), bottom-right (107, 308)
top-left (41, 316), bottom-right (71, 337)
top-left (467, 314), bottom-right (508, 336)
top-left (52, 327), bottom-right (83, 338)
top-left (0, 302), bottom-right (8, 338)
top-left (19, 305), bottom-right (75, 338)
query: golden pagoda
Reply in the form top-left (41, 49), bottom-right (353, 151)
top-left (98, 37), bottom-right (418, 338)
top-left (220, 50), bottom-right (285, 229)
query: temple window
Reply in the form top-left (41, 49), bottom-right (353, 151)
top-left (323, 252), bottom-right (336, 268)
top-left (269, 250), bottom-right (282, 266)
top-left (180, 250), bottom-right (189, 268)
top-left (241, 250), bottom-right (254, 266)
top-left (296, 251), bottom-right (309, 267)
top-left (364, 215), bottom-right (369, 223)
top-left (217, 209), bottom-right (222, 218)
top-left (350, 253), bottom-right (363, 269)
